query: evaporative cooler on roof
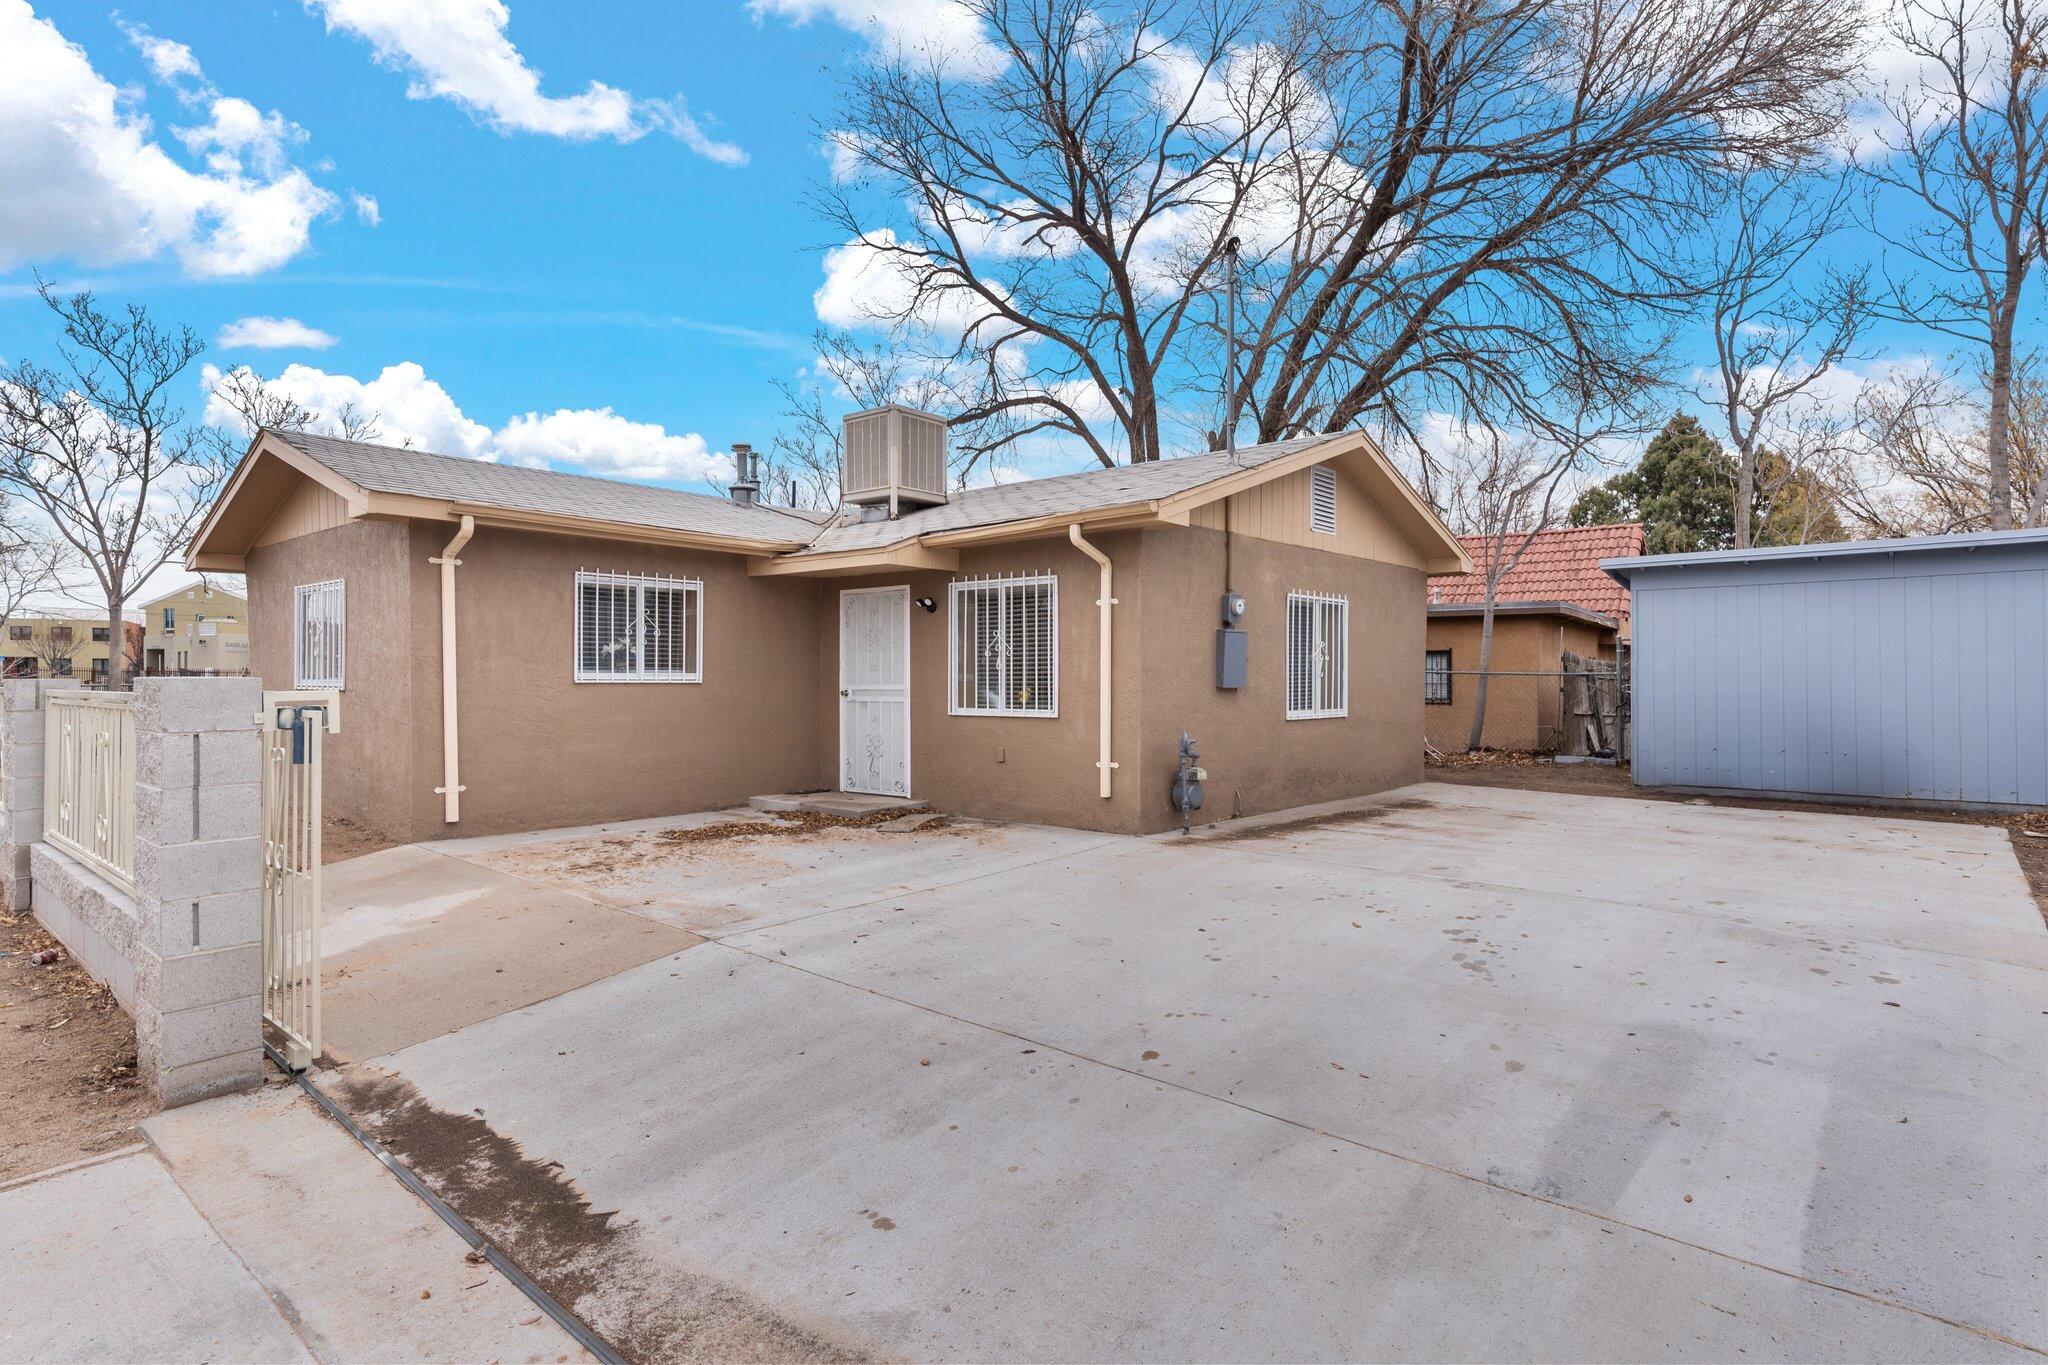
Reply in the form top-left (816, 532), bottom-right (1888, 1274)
top-left (842, 405), bottom-right (949, 513)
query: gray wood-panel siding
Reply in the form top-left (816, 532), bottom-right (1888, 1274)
top-left (1630, 543), bottom-right (2048, 805)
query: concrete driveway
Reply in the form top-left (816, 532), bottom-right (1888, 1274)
top-left (323, 784), bottom-right (2048, 1362)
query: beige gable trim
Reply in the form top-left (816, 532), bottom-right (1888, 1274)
top-left (1162, 434), bottom-right (1469, 573)
top-left (252, 477), bottom-right (354, 548)
top-left (1188, 464), bottom-right (1427, 569)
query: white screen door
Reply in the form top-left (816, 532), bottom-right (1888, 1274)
top-left (840, 586), bottom-right (911, 796)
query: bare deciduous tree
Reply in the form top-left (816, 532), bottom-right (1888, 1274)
top-left (1434, 425), bottom-right (1589, 750)
top-left (1863, 0), bottom-right (2048, 527)
top-left (0, 516), bottom-right (66, 639)
top-left (209, 364), bottom-right (383, 443)
top-left (0, 286), bottom-right (230, 691)
top-left (1838, 353), bottom-right (2048, 533)
top-left (767, 329), bottom-right (970, 507)
top-left (30, 621), bottom-right (85, 678)
top-left (1706, 171), bottom-right (1866, 547)
top-left (824, 0), bottom-right (1861, 479)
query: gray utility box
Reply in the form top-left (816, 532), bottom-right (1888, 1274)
top-left (1215, 627), bottom-right (1247, 689)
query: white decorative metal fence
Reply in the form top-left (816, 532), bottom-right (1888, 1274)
top-left (43, 691), bottom-right (136, 892)
top-left (261, 693), bottom-right (336, 1070)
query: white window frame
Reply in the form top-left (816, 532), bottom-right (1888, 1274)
top-left (1285, 591), bottom-right (1349, 720)
top-left (948, 573), bottom-right (1060, 717)
top-left (293, 579), bottom-right (345, 688)
top-left (1309, 465), bottom-right (1338, 536)
top-left (573, 570), bottom-right (703, 684)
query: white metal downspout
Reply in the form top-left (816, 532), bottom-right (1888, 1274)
top-left (430, 515), bottom-right (474, 823)
top-left (1068, 524), bottom-right (1118, 799)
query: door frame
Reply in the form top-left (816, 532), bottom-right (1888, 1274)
top-left (838, 585), bottom-right (912, 797)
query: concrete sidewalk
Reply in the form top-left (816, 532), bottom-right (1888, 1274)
top-left (0, 1083), bottom-right (589, 1363)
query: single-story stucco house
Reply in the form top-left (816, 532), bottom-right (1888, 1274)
top-left (186, 410), bottom-right (1469, 840)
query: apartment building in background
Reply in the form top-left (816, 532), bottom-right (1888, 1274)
top-left (1, 615), bottom-right (145, 682)
top-left (140, 583), bottom-right (251, 675)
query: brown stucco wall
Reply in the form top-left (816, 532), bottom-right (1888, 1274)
top-left (1423, 611), bottom-right (1615, 752)
top-left (810, 531), bottom-right (1152, 834)
top-left (400, 522), bottom-right (827, 840)
top-left (811, 525), bottom-right (1427, 835)
top-left (247, 508), bottom-right (1434, 841)
top-left (1132, 526), bottom-right (1425, 831)
top-left (246, 518), bottom-right (420, 843)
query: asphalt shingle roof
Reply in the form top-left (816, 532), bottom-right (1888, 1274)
top-left (800, 434), bottom-right (1339, 554)
top-left (1430, 523), bottom-right (1643, 619)
top-left (271, 428), bottom-right (1348, 556)
top-left (272, 430), bottom-right (825, 544)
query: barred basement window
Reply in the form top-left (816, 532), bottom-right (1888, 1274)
top-left (1425, 649), bottom-right (1453, 704)
top-left (1285, 591), bottom-right (1348, 719)
top-left (950, 573), bottom-right (1058, 716)
top-left (294, 579), bottom-right (345, 688)
top-left (1309, 465), bottom-right (1338, 535)
top-left (574, 571), bottom-right (702, 683)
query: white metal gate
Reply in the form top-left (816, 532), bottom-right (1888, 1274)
top-left (839, 586), bottom-right (911, 797)
top-left (260, 691), bottom-right (338, 1071)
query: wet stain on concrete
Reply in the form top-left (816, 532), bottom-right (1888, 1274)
top-left (1186, 798), bottom-right (1437, 843)
top-left (328, 1066), bottom-right (871, 1363)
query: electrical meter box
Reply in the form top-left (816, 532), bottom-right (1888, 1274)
top-left (1216, 626), bottom-right (1247, 689)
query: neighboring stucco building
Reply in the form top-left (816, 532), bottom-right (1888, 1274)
top-left (186, 418), bottom-right (1468, 842)
top-left (140, 583), bottom-right (251, 675)
top-left (1423, 524), bottom-right (1641, 753)
top-left (0, 616), bottom-right (143, 683)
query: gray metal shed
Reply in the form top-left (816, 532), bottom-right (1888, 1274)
top-left (1603, 528), bottom-right (2048, 808)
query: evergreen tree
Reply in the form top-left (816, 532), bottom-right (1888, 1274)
top-left (1568, 415), bottom-right (1745, 552)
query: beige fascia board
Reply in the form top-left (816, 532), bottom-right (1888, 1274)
top-left (186, 551), bottom-right (249, 572)
top-left (1157, 430), bottom-right (1473, 574)
top-left (747, 542), bottom-right (962, 578)
top-left (184, 430), bottom-right (372, 569)
top-left (365, 494), bottom-right (809, 557)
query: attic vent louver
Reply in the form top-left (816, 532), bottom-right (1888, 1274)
top-left (842, 406), bottom-right (948, 517)
top-left (1309, 465), bottom-right (1338, 535)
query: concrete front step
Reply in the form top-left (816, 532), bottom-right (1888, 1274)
top-left (749, 792), bottom-right (932, 818)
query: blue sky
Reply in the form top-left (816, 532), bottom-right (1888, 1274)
top-left (1, 0), bottom-right (884, 506)
top-left (0, 0), bottom-right (2041, 610)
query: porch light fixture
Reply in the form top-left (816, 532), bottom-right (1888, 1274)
top-left (915, 596), bottom-right (938, 613)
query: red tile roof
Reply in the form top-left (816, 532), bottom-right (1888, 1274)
top-left (1430, 523), bottom-right (1643, 620)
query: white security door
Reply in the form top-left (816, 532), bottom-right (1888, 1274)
top-left (839, 586), bottom-right (911, 796)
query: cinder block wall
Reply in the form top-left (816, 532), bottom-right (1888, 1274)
top-left (10, 678), bottom-right (266, 1107)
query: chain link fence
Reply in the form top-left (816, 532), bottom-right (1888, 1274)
top-left (1425, 657), bottom-right (1626, 759)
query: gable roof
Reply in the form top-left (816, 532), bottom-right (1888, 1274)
top-left (1429, 523), bottom-right (1642, 619)
top-left (188, 426), bottom-right (1468, 575)
top-left (800, 435), bottom-right (1333, 555)
top-left (273, 431), bottom-right (824, 543)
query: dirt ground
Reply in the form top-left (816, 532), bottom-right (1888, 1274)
top-left (0, 908), bottom-right (149, 1183)
top-left (1427, 753), bottom-right (2048, 926)
top-left (324, 814), bottom-right (400, 865)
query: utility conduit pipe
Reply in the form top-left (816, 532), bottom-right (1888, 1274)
top-left (430, 515), bottom-right (474, 822)
top-left (1068, 523), bottom-right (1118, 799)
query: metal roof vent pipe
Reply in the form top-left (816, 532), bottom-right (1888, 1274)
top-left (729, 442), bottom-right (761, 506)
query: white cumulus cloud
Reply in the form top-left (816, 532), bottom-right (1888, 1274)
top-left (752, 0), bottom-right (1003, 76)
top-left (306, 0), bottom-right (747, 163)
top-left (204, 361), bottom-right (736, 486)
top-left (493, 408), bottom-right (731, 482)
top-left (0, 3), bottom-right (336, 277)
top-left (218, 316), bottom-right (339, 350)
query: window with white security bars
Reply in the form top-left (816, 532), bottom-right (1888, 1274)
top-left (293, 580), bottom-right (345, 688)
top-left (950, 574), bottom-right (1058, 716)
top-left (1285, 591), bottom-right (1348, 718)
top-left (574, 571), bottom-right (702, 682)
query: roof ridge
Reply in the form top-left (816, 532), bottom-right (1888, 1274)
top-left (270, 428), bottom-right (823, 535)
